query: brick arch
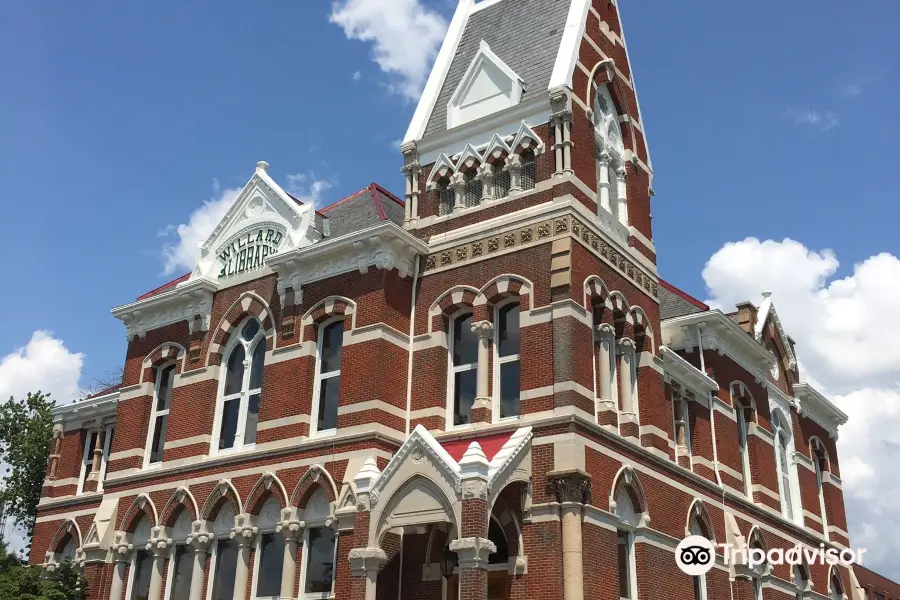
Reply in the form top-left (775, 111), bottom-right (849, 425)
top-left (140, 342), bottom-right (186, 385)
top-left (200, 479), bottom-right (243, 521)
top-left (629, 306), bottom-right (654, 354)
top-left (609, 466), bottom-right (649, 524)
top-left (290, 464), bottom-right (339, 508)
top-left (686, 499), bottom-right (716, 543)
top-left (426, 153), bottom-right (457, 190)
top-left (428, 285), bottom-right (479, 333)
top-left (584, 275), bottom-right (612, 311)
top-left (48, 518), bottom-right (83, 555)
top-left (301, 296), bottom-right (357, 329)
top-left (245, 472), bottom-right (290, 516)
top-left (809, 436), bottom-right (832, 472)
top-left (159, 487), bottom-right (200, 528)
top-left (490, 495), bottom-right (523, 557)
top-left (456, 144), bottom-right (483, 175)
top-left (730, 381), bottom-right (758, 418)
top-left (510, 123), bottom-right (545, 157)
top-left (208, 292), bottom-right (275, 363)
top-left (119, 493), bottom-right (159, 533)
top-left (827, 564), bottom-right (846, 596)
top-left (475, 274), bottom-right (533, 311)
top-left (746, 525), bottom-right (767, 551)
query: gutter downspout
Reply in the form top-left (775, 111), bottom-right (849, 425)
top-left (405, 255), bottom-right (421, 438)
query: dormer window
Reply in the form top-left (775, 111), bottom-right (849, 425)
top-left (446, 40), bottom-right (523, 130)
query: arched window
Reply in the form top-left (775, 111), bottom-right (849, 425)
top-left (593, 84), bottom-right (627, 225)
top-left (493, 163), bottom-right (511, 198)
top-left (494, 300), bottom-right (520, 420)
top-left (216, 318), bottom-right (265, 452)
top-left (146, 363), bottom-right (175, 465)
top-left (829, 570), bottom-right (845, 600)
top-left (209, 503), bottom-right (238, 600)
top-left (487, 518), bottom-right (510, 565)
top-left (125, 517), bottom-right (153, 600)
top-left (813, 441), bottom-right (830, 539)
top-left (464, 170), bottom-right (482, 207)
top-left (77, 424), bottom-right (114, 494)
top-left (252, 497), bottom-right (285, 599)
top-left (449, 312), bottom-right (478, 427)
top-left (748, 535), bottom-right (766, 600)
top-left (312, 318), bottom-right (344, 435)
top-left (615, 488), bottom-right (638, 600)
top-left (732, 384), bottom-right (754, 497)
top-left (793, 563), bottom-right (810, 599)
top-left (689, 515), bottom-right (709, 600)
top-left (438, 180), bottom-right (454, 216)
top-left (772, 410), bottom-right (795, 520)
top-left (520, 151), bottom-right (536, 191)
top-left (301, 489), bottom-right (337, 598)
top-left (165, 509), bottom-right (194, 600)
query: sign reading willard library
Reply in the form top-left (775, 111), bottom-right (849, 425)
top-left (218, 227), bottom-right (284, 279)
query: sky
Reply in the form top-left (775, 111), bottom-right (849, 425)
top-left (1, 0), bottom-right (899, 577)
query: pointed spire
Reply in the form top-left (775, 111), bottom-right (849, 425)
top-left (459, 441), bottom-right (489, 480)
top-left (354, 457), bottom-right (381, 494)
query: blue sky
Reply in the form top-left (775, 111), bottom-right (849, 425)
top-left (2, 0), bottom-right (900, 575)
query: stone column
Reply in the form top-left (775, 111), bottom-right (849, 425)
top-left (596, 324), bottom-right (617, 429)
top-left (451, 172), bottom-right (467, 210)
top-left (597, 152), bottom-right (612, 213)
top-left (231, 519), bottom-right (258, 600)
top-left (108, 543), bottom-right (131, 600)
top-left (618, 339), bottom-right (638, 437)
top-left (277, 510), bottom-right (304, 600)
top-left (471, 321), bottom-right (494, 424)
top-left (562, 114), bottom-right (573, 174)
top-left (548, 470), bottom-right (591, 600)
top-left (449, 538), bottom-right (494, 600)
top-left (401, 144), bottom-right (421, 226)
top-left (186, 530), bottom-right (211, 600)
top-left (348, 548), bottom-right (387, 600)
top-left (615, 165), bottom-right (628, 225)
top-left (477, 162), bottom-right (494, 202)
top-left (507, 154), bottom-right (523, 194)
top-left (48, 427), bottom-right (63, 480)
top-left (146, 532), bottom-right (171, 600)
top-left (552, 113), bottom-right (564, 176)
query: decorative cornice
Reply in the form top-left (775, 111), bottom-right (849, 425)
top-left (660, 346), bottom-right (718, 396)
top-left (111, 278), bottom-right (217, 341)
top-left (794, 383), bottom-right (847, 439)
top-left (53, 390), bottom-right (119, 425)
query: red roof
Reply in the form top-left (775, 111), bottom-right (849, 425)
top-left (136, 273), bottom-right (191, 301)
top-left (659, 279), bottom-right (709, 311)
top-left (318, 182), bottom-right (405, 215)
top-left (83, 384), bottom-right (121, 400)
top-left (441, 431), bottom-right (513, 463)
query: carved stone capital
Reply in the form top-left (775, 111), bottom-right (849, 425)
top-left (276, 519), bottom-right (305, 541)
top-left (230, 523), bottom-right (258, 546)
top-left (449, 537), bottom-right (496, 569)
top-left (146, 535), bottom-right (173, 557)
top-left (471, 320), bottom-right (494, 339)
top-left (348, 547), bottom-right (387, 577)
top-left (547, 469), bottom-right (592, 505)
top-left (596, 322), bottom-right (615, 338)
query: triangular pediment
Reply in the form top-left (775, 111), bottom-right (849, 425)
top-left (191, 162), bottom-right (320, 282)
top-left (447, 40), bottom-right (523, 129)
top-left (754, 294), bottom-right (797, 370)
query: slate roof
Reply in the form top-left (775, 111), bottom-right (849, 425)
top-left (422, 0), bottom-right (571, 137)
top-left (659, 280), bottom-right (709, 321)
top-left (137, 184), bottom-right (405, 301)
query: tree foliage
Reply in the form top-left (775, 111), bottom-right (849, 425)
top-left (0, 392), bottom-right (55, 538)
top-left (0, 558), bottom-right (87, 600)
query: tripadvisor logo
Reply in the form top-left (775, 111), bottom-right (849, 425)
top-left (675, 536), bottom-right (866, 576)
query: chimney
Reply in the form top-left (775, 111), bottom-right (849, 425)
top-left (734, 301), bottom-right (757, 335)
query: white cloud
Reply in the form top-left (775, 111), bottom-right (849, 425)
top-left (0, 331), bottom-right (83, 404)
top-left (352, 71), bottom-right (362, 81)
top-left (786, 108), bottom-right (840, 131)
top-left (701, 238), bottom-right (900, 576)
top-left (284, 173), bottom-right (334, 208)
top-left (330, 0), bottom-right (448, 100)
top-left (842, 84), bottom-right (864, 97)
top-left (160, 184), bottom-right (239, 276)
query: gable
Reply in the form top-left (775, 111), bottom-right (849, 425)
top-left (191, 162), bottom-right (320, 283)
top-left (447, 40), bottom-right (523, 129)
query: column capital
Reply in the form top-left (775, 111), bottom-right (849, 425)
top-left (449, 537), bottom-right (496, 569)
top-left (547, 469), bottom-right (592, 505)
top-left (471, 320), bottom-right (494, 339)
top-left (596, 323), bottom-right (615, 338)
top-left (276, 518), bottom-right (305, 541)
top-left (348, 547), bottom-right (387, 577)
top-left (146, 535), bottom-right (174, 557)
top-left (230, 524), bottom-right (258, 547)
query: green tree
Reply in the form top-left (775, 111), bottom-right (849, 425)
top-left (0, 558), bottom-right (86, 600)
top-left (0, 391), bottom-right (55, 539)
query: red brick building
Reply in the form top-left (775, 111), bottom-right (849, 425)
top-left (31, 1), bottom-right (878, 599)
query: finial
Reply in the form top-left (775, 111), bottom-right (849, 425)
top-left (256, 160), bottom-right (270, 172)
top-left (761, 290), bottom-right (772, 299)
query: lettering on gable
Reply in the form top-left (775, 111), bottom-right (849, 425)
top-left (217, 226), bottom-right (284, 279)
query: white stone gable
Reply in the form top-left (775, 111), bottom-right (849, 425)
top-left (447, 40), bottom-right (523, 129)
top-left (191, 161), bottom-right (319, 282)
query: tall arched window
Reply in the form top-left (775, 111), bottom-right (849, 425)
top-left (689, 515), bottom-right (710, 600)
top-left (300, 489), bottom-right (337, 598)
top-left (520, 151), bottom-right (536, 191)
top-left (614, 488), bottom-right (638, 600)
top-left (829, 570), bottom-right (845, 600)
top-left (217, 318), bottom-right (265, 452)
top-left (731, 384), bottom-right (754, 498)
top-left (813, 441), bottom-right (830, 540)
top-left (593, 84), bottom-right (627, 225)
top-left (165, 510), bottom-right (194, 600)
top-left (449, 312), bottom-right (477, 427)
top-left (494, 300), bottom-right (520, 420)
top-left (146, 363), bottom-right (175, 465)
top-left (252, 497), bottom-right (285, 600)
top-left (793, 563), bottom-right (810, 600)
top-left (209, 503), bottom-right (238, 600)
top-left (312, 319), bottom-right (344, 435)
top-left (125, 517), bottom-right (153, 600)
top-left (772, 410), bottom-right (795, 520)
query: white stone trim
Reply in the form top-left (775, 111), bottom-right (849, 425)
top-left (337, 400), bottom-right (409, 421)
top-left (549, 0), bottom-right (591, 89)
top-left (44, 477), bottom-right (80, 488)
top-left (803, 510), bottom-right (823, 525)
top-left (108, 447), bottom-right (146, 461)
top-left (751, 484), bottom-right (780, 502)
top-left (409, 406), bottom-right (447, 420)
top-left (165, 435), bottom-right (212, 450)
top-left (256, 415), bottom-right (310, 432)
top-left (447, 40), bottom-right (524, 129)
top-left (345, 324), bottom-right (409, 350)
top-left (268, 341), bottom-right (316, 364)
top-left (520, 386), bottom-right (554, 401)
top-left (413, 332), bottom-right (449, 351)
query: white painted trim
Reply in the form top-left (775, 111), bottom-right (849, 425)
top-left (549, 0), bottom-right (591, 89)
top-left (257, 415), bottom-right (311, 432)
top-left (337, 400), bottom-right (409, 421)
top-left (164, 435), bottom-right (212, 450)
top-left (403, 0), bottom-right (475, 144)
top-left (447, 39), bottom-right (524, 129)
